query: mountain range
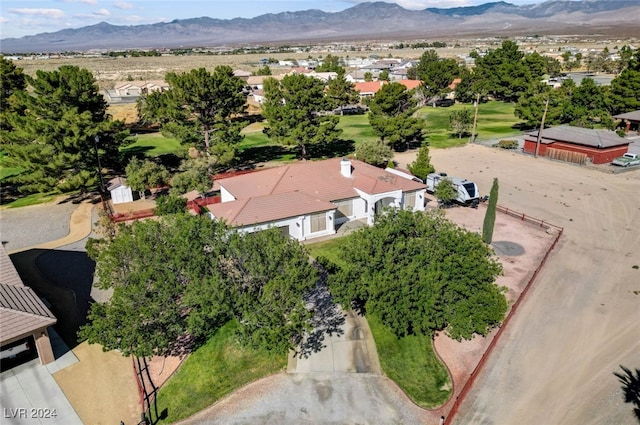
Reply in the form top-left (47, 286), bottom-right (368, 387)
top-left (1, 0), bottom-right (639, 53)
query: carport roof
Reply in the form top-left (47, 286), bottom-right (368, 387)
top-left (0, 245), bottom-right (57, 345)
top-left (613, 110), bottom-right (640, 121)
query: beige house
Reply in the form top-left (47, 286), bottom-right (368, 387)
top-left (0, 245), bottom-right (57, 366)
top-left (208, 158), bottom-right (426, 241)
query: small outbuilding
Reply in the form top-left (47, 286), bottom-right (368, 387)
top-left (1, 245), bottom-right (57, 367)
top-left (107, 177), bottom-right (134, 204)
top-left (523, 125), bottom-right (630, 165)
top-left (613, 110), bottom-right (640, 134)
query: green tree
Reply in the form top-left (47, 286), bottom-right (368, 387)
top-left (262, 73), bottom-right (341, 159)
top-left (125, 157), bottom-right (170, 199)
top-left (434, 177), bottom-right (457, 207)
top-left (449, 109), bottom-right (472, 138)
top-left (138, 66), bottom-right (246, 161)
top-left (407, 145), bottom-right (435, 181)
top-left (354, 139), bottom-right (394, 167)
top-left (327, 209), bottom-right (506, 340)
top-left (570, 78), bottom-right (612, 128)
top-left (0, 56), bottom-right (26, 115)
top-left (482, 178), bottom-right (499, 244)
top-left (472, 40), bottom-right (534, 102)
top-left (326, 69), bottom-right (360, 115)
top-left (609, 48), bottom-right (640, 114)
top-left (155, 193), bottom-right (187, 215)
top-left (252, 65), bottom-right (272, 76)
top-left (364, 72), bottom-right (373, 82)
top-left (316, 54), bottom-right (343, 72)
top-left (170, 157), bottom-right (214, 195)
top-left (81, 215), bottom-right (319, 357)
top-left (378, 70), bottom-right (390, 81)
top-left (409, 49), bottom-right (459, 99)
top-left (2, 65), bottom-right (127, 194)
top-left (368, 82), bottom-right (424, 151)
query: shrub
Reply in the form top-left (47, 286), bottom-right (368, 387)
top-left (493, 139), bottom-right (519, 149)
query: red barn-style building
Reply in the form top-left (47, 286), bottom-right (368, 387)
top-left (523, 125), bottom-right (630, 165)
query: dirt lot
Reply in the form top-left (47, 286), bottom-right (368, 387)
top-left (395, 145), bottom-right (640, 424)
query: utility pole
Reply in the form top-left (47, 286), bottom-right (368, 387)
top-left (535, 98), bottom-right (550, 159)
top-left (93, 135), bottom-right (106, 193)
top-left (470, 93), bottom-right (480, 143)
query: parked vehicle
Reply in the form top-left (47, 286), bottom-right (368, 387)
top-left (425, 172), bottom-right (480, 206)
top-left (0, 339), bottom-right (32, 360)
top-left (611, 153), bottom-right (640, 167)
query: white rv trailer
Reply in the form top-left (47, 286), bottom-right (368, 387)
top-left (425, 172), bottom-right (480, 205)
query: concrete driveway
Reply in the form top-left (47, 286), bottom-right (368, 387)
top-left (0, 329), bottom-right (82, 425)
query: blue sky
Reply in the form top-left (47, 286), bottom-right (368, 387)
top-left (1, 0), bottom-right (539, 39)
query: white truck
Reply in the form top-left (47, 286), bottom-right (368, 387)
top-left (611, 153), bottom-right (640, 167)
top-left (425, 172), bottom-right (480, 206)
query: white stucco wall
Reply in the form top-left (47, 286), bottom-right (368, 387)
top-left (110, 186), bottom-right (133, 204)
top-left (238, 210), bottom-right (336, 241)
top-left (220, 186), bottom-right (235, 202)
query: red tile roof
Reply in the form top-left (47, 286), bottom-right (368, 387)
top-left (354, 81), bottom-right (385, 94)
top-left (211, 158), bottom-right (425, 225)
top-left (397, 80), bottom-right (422, 90)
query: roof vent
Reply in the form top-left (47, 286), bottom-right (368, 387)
top-left (340, 158), bottom-right (352, 178)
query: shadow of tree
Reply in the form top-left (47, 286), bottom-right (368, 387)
top-left (614, 365), bottom-right (640, 421)
top-left (294, 265), bottom-right (346, 359)
top-left (237, 144), bottom-right (292, 165)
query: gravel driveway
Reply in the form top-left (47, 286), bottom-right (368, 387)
top-left (0, 201), bottom-right (77, 251)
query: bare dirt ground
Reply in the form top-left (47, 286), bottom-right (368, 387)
top-left (395, 145), bottom-right (640, 424)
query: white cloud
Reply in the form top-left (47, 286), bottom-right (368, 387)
top-left (0, 16), bottom-right (9, 23)
top-left (63, 0), bottom-right (99, 5)
top-left (95, 8), bottom-right (111, 16)
top-left (113, 1), bottom-right (135, 10)
top-left (8, 8), bottom-right (66, 19)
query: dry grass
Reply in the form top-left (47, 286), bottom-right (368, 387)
top-left (108, 103), bottom-right (138, 124)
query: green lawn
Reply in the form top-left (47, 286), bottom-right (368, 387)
top-left (120, 132), bottom-right (181, 157)
top-left (368, 314), bottom-right (451, 408)
top-left (1, 192), bottom-right (60, 208)
top-left (418, 101), bottom-right (523, 148)
top-left (155, 320), bottom-right (285, 424)
top-left (0, 151), bottom-right (25, 181)
top-left (337, 114), bottom-right (379, 145)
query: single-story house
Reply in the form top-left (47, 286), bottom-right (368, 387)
top-left (523, 125), bottom-right (630, 164)
top-left (354, 81), bottom-right (386, 98)
top-left (107, 177), bottom-right (134, 204)
top-left (1, 245), bottom-right (57, 366)
top-left (207, 158), bottom-right (427, 241)
top-left (613, 110), bottom-right (640, 133)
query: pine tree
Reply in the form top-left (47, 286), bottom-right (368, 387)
top-left (482, 178), bottom-right (499, 244)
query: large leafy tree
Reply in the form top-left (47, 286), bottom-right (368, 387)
top-left (409, 49), bottom-right (460, 99)
top-left (124, 157), bottom-right (170, 198)
top-left (368, 82), bottom-right (424, 151)
top-left (138, 66), bottom-right (246, 161)
top-left (354, 139), bottom-right (394, 167)
top-left (2, 65), bottom-right (127, 194)
top-left (449, 109), bottom-right (473, 138)
top-left (316, 54), bottom-right (343, 72)
top-left (81, 215), bottom-right (319, 357)
top-left (327, 209), bottom-right (506, 340)
top-left (262, 73), bottom-right (341, 159)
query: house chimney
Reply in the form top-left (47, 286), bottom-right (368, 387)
top-left (340, 158), bottom-right (352, 178)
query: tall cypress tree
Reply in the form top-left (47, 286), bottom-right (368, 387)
top-left (482, 178), bottom-right (499, 244)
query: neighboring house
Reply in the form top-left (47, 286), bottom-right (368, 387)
top-left (354, 81), bottom-right (386, 98)
top-left (0, 245), bottom-right (57, 366)
top-left (207, 158), bottom-right (427, 241)
top-left (233, 69), bottom-right (252, 80)
top-left (250, 89), bottom-right (265, 105)
top-left (107, 177), bottom-right (134, 204)
top-left (397, 79), bottom-right (422, 91)
top-left (103, 80), bottom-right (169, 103)
top-left (613, 110), bottom-right (640, 134)
top-left (523, 125), bottom-right (630, 164)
